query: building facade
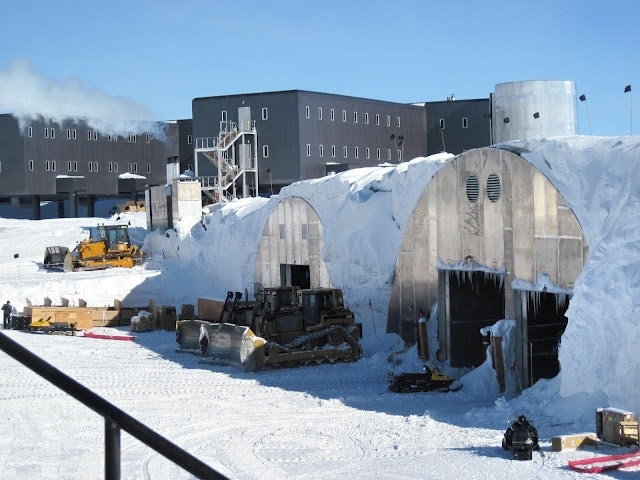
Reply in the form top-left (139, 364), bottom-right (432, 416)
top-left (0, 114), bottom-right (190, 218)
top-left (192, 90), bottom-right (428, 195)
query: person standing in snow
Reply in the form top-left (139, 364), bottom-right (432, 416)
top-left (2, 300), bottom-right (12, 329)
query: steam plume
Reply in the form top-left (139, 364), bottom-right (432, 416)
top-left (0, 60), bottom-right (167, 140)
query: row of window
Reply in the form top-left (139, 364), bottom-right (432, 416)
top-left (439, 118), bottom-right (469, 129)
top-left (26, 127), bottom-right (153, 143)
top-left (214, 107), bottom-right (405, 128)
top-left (305, 106), bottom-right (401, 127)
top-left (261, 144), bottom-right (403, 162)
top-left (29, 160), bottom-right (149, 174)
top-left (279, 223), bottom-right (308, 240)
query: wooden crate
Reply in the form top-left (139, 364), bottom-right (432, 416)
top-left (597, 408), bottom-right (635, 445)
top-left (24, 306), bottom-right (94, 331)
top-left (197, 298), bottom-right (225, 321)
top-left (618, 421), bottom-right (639, 446)
top-left (552, 433), bottom-right (598, 451)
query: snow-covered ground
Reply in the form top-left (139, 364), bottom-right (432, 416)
top-left (0, 135), bottom-right (639, 478)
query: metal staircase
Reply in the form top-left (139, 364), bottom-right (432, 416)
top-left (194, 111), bottom-right (259, 204)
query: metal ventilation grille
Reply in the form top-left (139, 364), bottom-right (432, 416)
top-left (466, 174), bottom-right (479, 203)
top-left (486, 172), bottom-right (501, 202)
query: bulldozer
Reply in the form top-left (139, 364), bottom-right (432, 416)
top-left (177, 286), bottom-right (363, 371)
top-left (43, 224), bottom-right (143, 272)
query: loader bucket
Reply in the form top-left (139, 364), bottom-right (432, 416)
top-left (43, 246), bottom-right (70, 270)
top-left (176, 320), bottom-right (211, 351)
top-left (200, 323), bottom-right (266, 372)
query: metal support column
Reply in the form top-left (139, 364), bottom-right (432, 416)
top-left (105, 417), bottom-right (121, 480)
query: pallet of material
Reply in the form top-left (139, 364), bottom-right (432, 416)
top-left (552, 433), bottom-right (599, 451)
top-left (618, 421), bottom-right (639, 446)
top-left (24, 306), bottom-right (94, 331)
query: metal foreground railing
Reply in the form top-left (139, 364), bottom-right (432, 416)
top-left (0, 331), bottom-right (230, 480)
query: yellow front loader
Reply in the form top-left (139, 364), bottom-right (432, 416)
top-left (43, 224), bottom-right (143, 272)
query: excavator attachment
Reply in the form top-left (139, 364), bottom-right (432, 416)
top-left (43, 246), bottom-right (71, 270)
top-left (199, 323), bottom-right (266, 372)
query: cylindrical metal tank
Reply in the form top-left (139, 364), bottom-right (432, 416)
top-left (492, 80), bottom-right (577, 143)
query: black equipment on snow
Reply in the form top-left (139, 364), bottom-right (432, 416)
top-left (388, 365), bottom-right (462, 393)
top-left (502, 415), bottom-right (540, 460)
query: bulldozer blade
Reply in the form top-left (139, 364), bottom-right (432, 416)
top-left (200, 323), bottom-right (266, 372)
top-left (176, 320), bottom-right (211, 351)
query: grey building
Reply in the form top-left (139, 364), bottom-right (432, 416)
top-left (0, 114), bottom-right (189, 218)
top-left (424, 97), bottom-right (492, 156)
top-left (192, 90), bottom-right (428, 196)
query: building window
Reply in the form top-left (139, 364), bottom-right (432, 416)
top-left (397, 116), bottom-right (401, 127)
top-left (263, 145), bottom-right (269, 157)
top-left (146, 134), bottom-right (150, 143)
top-left (72, 129), bottom-right (77, 140)
top-left (109, 162), bottom-right (113, 172)
top-left (51, 161), bottom-right (56, 171)
top-left (376, 148), bottom-right (381, 160)
top-left (188, 163), bottom-right (193, 171)
top-left (331, 109), bottom-right (335, 121)
top-left (45, 160), bottom-right (50, 171)
top-left (113, 162), bottom-right (118, 173)
top-left (221, 111), bottom-right (227, 122)
top-left (27, 127), bottom-right (32, 138)
top-left (301, 224), bottom-right (308, 240)
top-left (354, 146), bottom-right (359, 158)
top-left (319, 145), bottom-right (324, 157)
top-left (127, 163), bottom-right (132, 172)
top-left (73, 161), bottom-right (78, 171)
top-left (397, 149), bottom-right (402, 162)
top-left (376, 114), bottom-right (380, 126)
top-left (107, 134), bottom-right (113, 141)
top-left (343, 146), bottom-right (348, 158)
top-left (147, 163), bottom-right (151, 174)
top-left (386, 115), bottom-right (391, 127)
top-left (439, 118), bottom-right (445, 129)
top-left (306, 144), bottom-right (311, 156)
top-left (66, 129), bottom-right (71, 139)
top-left (44, 129), bottom-right (48, 139)
top-left (318, 107), bottom-right (322, 120)
top-left (331, 145), bottom-right (336, 157)
top-left (365, 113), bottom-right (369, 124)
top-left (187, 134), bottom-right (192, 145)
top-left (93, 162), bottom-right (98, 172)
top-left (50, 128), bottom-right (55, 139)
top-left (387, 149), bottom-right (392, 161)
top-left (305, 106), bottom-right (310, 119)
top-left (67, 161), bottom-right (72, 171)
top-left (29, 160), bottom-right (34, 171)
top-left (262, 107), bottom-right (268, 120)
top-left (342, 110), bottom-right (347, 122)
top-left (279, 224), bottom-right (285, 239)
top-left (366, 147), bottom-right (370, 159)
top-left (88, 162), bottom-right (93, 172)
top-left (353, 111), bottom-right (358, 123)
top-left (128, 134), bottom-right (136, 143)
top-left (462, 117), bottom-right (468, 128)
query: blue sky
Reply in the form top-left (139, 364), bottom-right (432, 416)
top-left (0, 0), bottom-right (637, 136)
